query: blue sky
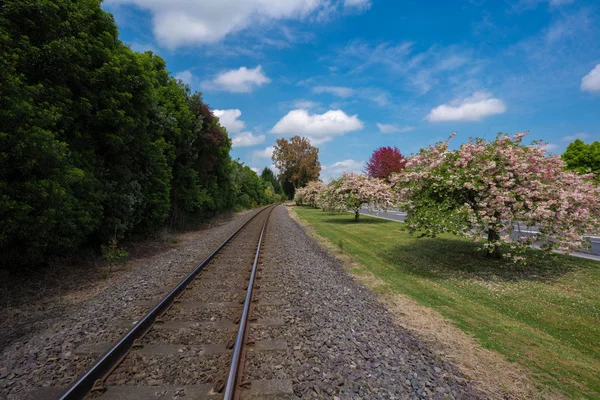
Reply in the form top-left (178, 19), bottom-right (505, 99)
top-left (102, 0), bottom-right (600, 181)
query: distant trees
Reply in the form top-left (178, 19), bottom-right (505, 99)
top-left (260, 167), bottom-right (284, 196)
top-left (393, 133), bottom-right (600, 261)
top-left (0, 0), bottom-right (274, 269)
top-left (365, 146), bottom-right (407, 181)
top-left (272, 136), bottom-right (321, 198)
top-left (562, 139), bottom-right (600, 181)
top-left (230, 161), bottom-right (271, 210)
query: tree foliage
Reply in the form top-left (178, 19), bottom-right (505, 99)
top-left (393, 133), bottom-right (600, 262)
top-left (365, 146), bottom-right (407, 181)
top-left (562, 139), bottom-right (600, 181)
top-left (0, 0), bottom-right (274, 269)
top-left (260, 167), bottom-right (284, 195)
top-left (321, 173), bottom-right (393, 221)
top-left (293, 180), bottom-right (325, 208)
top-left (272, 136), bottom-right (320, 198)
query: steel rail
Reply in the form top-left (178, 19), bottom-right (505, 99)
top-left (58, 206), bottom-right (272, 400)
top-left (223, 205), bottom-right (274, 399)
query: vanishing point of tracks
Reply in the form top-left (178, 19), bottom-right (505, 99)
top-left (58, 205), bottom-right (292, 400)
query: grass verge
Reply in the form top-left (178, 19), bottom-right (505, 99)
top-left (292, 206), bottom-right (600, 400)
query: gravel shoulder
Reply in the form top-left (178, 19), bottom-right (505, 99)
top-left (245, 205), bottom-right (480, 399)
top-left (0, 208), bottom-right (261, 399)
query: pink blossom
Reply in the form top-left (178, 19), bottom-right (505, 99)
top-left (392, 132), bottom-right (600, 261)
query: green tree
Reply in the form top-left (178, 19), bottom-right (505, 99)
top-left (230, 160), bottom-right (279, 210)
top-left (562, 139), bottom-right (600, 181)
top-left (0, 0), bottom-right (239, 268)
top-left (0, 0), bottom-right (112, 265)
top-left (260, 167), bottom-right (284, 195)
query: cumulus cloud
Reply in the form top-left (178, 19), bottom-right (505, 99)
top-left (581, 64), bottom-right (600, 93)
top-left (213, 109), bottom-right (246, 133)
top-left (426, 92), bottom-right (506, 122)
top-left (376, 123), bottom-right (414, 134)
top-left (206, 66), bottom-right (270, 93)
top-left (232, 132), bottom-right (266, 147)
top-left (175, 70), bottom-right (197, 86)
top-left (271, 109), bottom-right (363, 144)
top-left (321, 159), bottom-right (364, 181)
top-left (214, 109), bottom-right (264, 147)
top-left (543, 143), bottom-right (560, 153)
top-left (104, 0), bottom-right (369, 49)
top-left (253, 146), bottom-right (275, 159)
top-left (270, 164), bottom-right (280, 175)
top-left (313, 86), bottom-right (354, 98)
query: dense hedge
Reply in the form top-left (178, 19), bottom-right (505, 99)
top-left (0, 0), bottom-right (276, 269)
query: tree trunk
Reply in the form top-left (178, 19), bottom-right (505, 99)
top-left (486, 228), bottom-right (502, 259)
top-left (354, 209), bottom-right (360, 221)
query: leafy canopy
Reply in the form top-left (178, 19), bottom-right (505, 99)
top-left (321, 173), bottom-right (393, 221)
top-left (365, 146), bottom-right (407, 181)
top-left (392, 133), bottom-right (600, 262)
top-left (562, 139), bottom-right (600, 181)
top-left (272, 136), bottom-right (320, 198)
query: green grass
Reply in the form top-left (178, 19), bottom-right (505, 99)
top-left (294, 206), bottom-right (600, 399)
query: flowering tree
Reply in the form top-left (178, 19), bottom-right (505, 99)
top-left (294, 180), bottom-right (325, 208)
top-left (293, 187), bottom-right (307, 205)
top-left (365, 146), bottom-right (407, 182)
top-left (392, 132), bottom-right (600, 261)
top-left (323, 173), bottom-right (394, 221)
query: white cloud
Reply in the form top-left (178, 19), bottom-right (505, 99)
top-left (426, 92), bottom-right (506, 122)
top-left (231, 132), bottom-right (266, 147)
top-left (253, 146), bottom-right (275, 159)
top-left (271, 109), bottom-right (363, 144)
top-left (175, 70), bottom-right (195, 86)
top-left (321, 159), bottom-right (364, 181)
top-left (206, 66), bottom-right (270, 93)
top-left (104, 0), bottom-right (367, 49)
top-left (581, 64), bottom-right (600, 93)
top-left (562, 133), bottom-right (590, 142)
top-left (214, 109), bottom-right (264, 147)
top-left (313, 86), bottom-right (354, 98)
top-left (213, 109), bottom-right (246, 133)
top-left (376, 123), bottom-right (415, 134)
top-left (543, 143), bottom-right (560, 153)
top-left (270, 164), bottom-right (280, 175)
top-left (251, 167), bottom-right (261, 174)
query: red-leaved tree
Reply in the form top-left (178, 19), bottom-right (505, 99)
top-left (365, 146), bottom-right (407, 181)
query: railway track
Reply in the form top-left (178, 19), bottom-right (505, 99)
top-left (57, 205), bottom-right (293, 399)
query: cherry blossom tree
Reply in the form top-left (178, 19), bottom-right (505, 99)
top-left (323, 173), bottom-right (394, 221)
top-left (293, 186), bottom-right (307, 206)
top-left (392, 132), bottom-right (600, 261)
top-left (294, 180), bottom-right (325, 208)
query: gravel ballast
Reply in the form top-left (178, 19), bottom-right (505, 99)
top-left (2, 205), bottom-right (480, 399)
top-left (0, 209), bottom-right (261, 399)
top-left (243, 206), bottom-right (480, 399)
